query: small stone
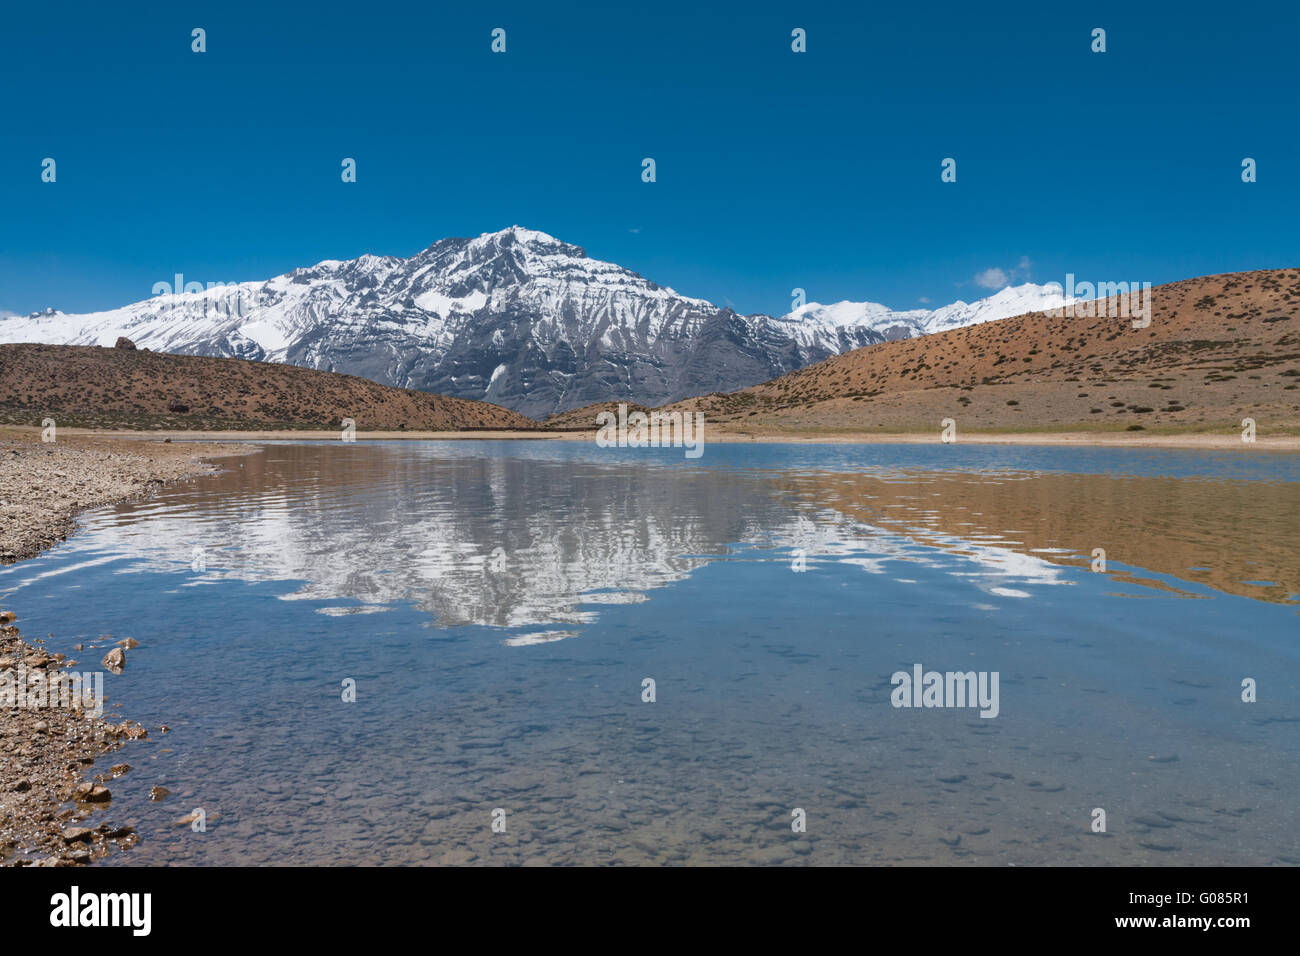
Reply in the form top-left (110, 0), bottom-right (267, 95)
top-left (109, 764), bottom-right (131, 777)
top-left (12, 779), bottom-right (32, 792)
top-left (149, 786), bottom-right (171, 802)
top-left (33, 721), bottom-right (48, 734)
top-left (85, 785), bottom-right (111, 803)
top-left (102, 647), bottom-right (125, 673)
top-left (117, 637), bottom-right (139, 649)
top-left (62, 828), bottom-right (94, 844)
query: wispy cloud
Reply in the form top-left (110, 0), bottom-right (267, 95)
top-left (973, 267), bottom-right (1009, 290)
top-left (972, 257), bottom-right (1034, 290)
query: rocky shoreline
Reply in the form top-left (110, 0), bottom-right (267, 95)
top-left (1, 432), bottom-right (252, 563)
top-left (0, 432), bottom-right (252, 865)
top-left (0, 614), bottom-right (151, 866)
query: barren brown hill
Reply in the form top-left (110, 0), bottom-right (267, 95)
top-left (0, 343), bottom-right (536, 431)
top-left (548, 269), bottom-right (1300, 435)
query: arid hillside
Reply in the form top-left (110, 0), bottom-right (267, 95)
top-left (548, 269), bottom-right (1300, 435)
top-left (0, 343), bottom-right (535, 431)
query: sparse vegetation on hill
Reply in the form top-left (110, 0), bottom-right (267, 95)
top-left (548, 269), bottom-right (1300, 436)
top-left (0, 344), bottom-right (536, 432)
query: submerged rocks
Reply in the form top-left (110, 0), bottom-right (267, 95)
top-left (0, 617), bottom-right (150, 867)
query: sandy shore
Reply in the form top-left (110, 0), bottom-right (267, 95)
top-left (0, 431), bottom-right (253, 866)
top-left (0, 431), bottom-right (255, 563)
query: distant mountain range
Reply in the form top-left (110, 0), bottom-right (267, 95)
top-left (0, 227), bottom-right (1067, 419)
top-left (639, 269), bottom-right (1300, 435)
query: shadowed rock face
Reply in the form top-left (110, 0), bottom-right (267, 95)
top-left (0, 227), bottom-right (1067, 420)
top-left (267, 230), bottom-right (852, 419)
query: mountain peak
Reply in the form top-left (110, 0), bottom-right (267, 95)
top-left (0, 230), bottom-right (1070, 419)
top-left (469, 225), bottom-right (583, 254)
top-left (498, 225), bottom-right (562, 243)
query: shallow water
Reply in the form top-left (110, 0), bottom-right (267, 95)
top-left (2, 440), bottom-right (1297, 865)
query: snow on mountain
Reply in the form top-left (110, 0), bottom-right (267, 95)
top-left (778, 282), bottom-right (1069, 350)
top-left (0, 227), bottom-right (1068, 418)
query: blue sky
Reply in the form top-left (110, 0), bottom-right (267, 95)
top-left (2, 0), bottom-right (1297, 318)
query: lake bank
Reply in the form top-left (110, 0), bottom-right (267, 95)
top-left (0, 431), bottom-right (253, 865)
top-left (0, 612), bottom-right (152, 866)
top-left (0, 430), bottom-right (255, 564)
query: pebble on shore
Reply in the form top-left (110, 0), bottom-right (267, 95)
top-left (0, 433), bottom-right (251, 866)
top-left (0, 612), bottom-right (141, 866)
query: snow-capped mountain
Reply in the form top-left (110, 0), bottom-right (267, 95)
top-left (0, 227), bottom-right (1067, 418)
top-left (777, 283), bottom-right (1071, 350)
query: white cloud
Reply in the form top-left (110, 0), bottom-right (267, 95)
top-left (973, 267), bottom-right (1009, 289)
top-left (972, 257), bottom-right (1034, 291)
